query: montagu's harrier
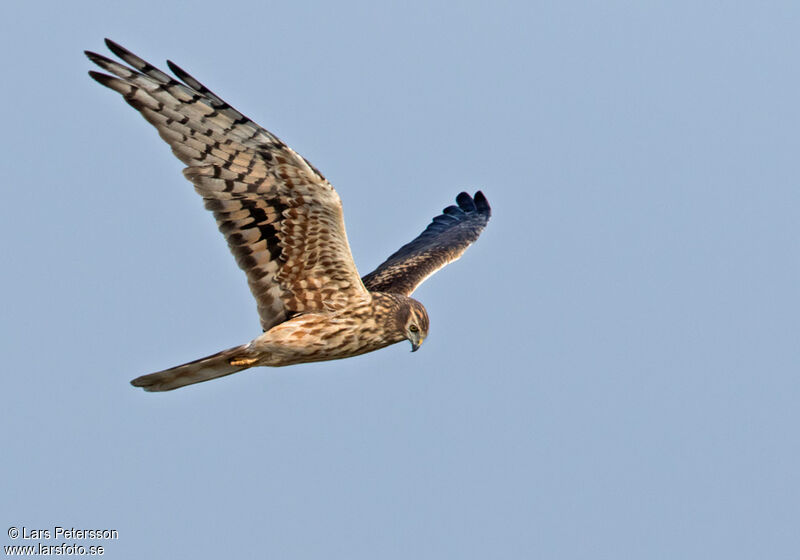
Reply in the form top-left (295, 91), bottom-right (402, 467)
top-left (86, 40), bottom-right (491, 391)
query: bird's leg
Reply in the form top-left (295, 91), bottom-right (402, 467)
top-left (229, 357), bottom-right (259, 366)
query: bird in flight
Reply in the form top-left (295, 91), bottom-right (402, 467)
top-left (86, 40), bottom-right (491, 392)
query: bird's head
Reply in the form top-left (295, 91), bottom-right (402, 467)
top-left (402, 298), bottom-right (430, 352)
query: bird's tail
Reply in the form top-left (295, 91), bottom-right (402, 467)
top-left (130, 344), bottom-right (257, 392)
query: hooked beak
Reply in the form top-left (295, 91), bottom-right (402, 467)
top-left (410, 337), bottom-right (422, 352)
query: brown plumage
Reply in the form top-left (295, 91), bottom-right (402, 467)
top-left (85, 40), bottom-right (490, 392)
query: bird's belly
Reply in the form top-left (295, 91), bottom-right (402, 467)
top-left (250, 313), bottom-right (397, 366)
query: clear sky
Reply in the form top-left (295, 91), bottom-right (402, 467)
top-left (2, 1), bottom-right (799, 558)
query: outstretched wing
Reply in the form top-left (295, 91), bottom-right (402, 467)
top-left (86, 40), bottom-right (368, 331)
top-left (361, 191), bottom-right (491, 295)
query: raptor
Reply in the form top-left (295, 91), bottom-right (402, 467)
top-left (86, 40), bottom-right (491, 391)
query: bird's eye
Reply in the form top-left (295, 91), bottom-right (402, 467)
top-left (409, 325), bottom-right (419, 333)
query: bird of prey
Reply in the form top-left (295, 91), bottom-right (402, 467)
top-left (85, 40), bottom-right (491, 392)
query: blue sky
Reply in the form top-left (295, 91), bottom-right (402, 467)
top-left (2, 1), bottom-right (799, 558)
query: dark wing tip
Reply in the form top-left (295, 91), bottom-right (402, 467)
top-left (166, 60), bottom-right (188, 81)
top-left (103, 38), bottom-right (128, 58)
top-left (443, 204), bottom-right (465, 217)
top-left (456, 191), bottom-right (477, 212)
top-left (454, 191), bottom-right (491, 219)
top-left (130, 375), bottom-right (158, 392)
top-left (130, 376), bottom-right (147, 388)
top-left (404, 190), bottom-right (491, 244)
top-left (429, 191), bottom-right (490, 231)
top-left (166, 58), bottom-right (227, 105)
top-left (84, 49), bottom-right (111, 65)
top-left (130, 373), bottom-right (146, 386)
top-left (87, 70), bottom-right (114, 87)
top-left (473, 190), bottom-right (491, 217)
top-left (166, 59), bottom-right (206, 93)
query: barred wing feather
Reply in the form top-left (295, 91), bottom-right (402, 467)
top-left (86, 40), bottom-right (368, 331)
